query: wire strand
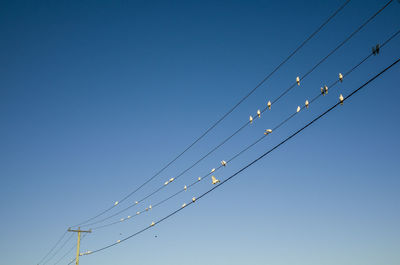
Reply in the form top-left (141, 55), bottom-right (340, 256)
top-left (42, 233), bottom-right (74, 265)
top-left (37, 230), bottom-right (68, 265)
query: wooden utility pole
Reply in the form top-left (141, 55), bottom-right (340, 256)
top-left (68, 227), bottom-right (91, 265)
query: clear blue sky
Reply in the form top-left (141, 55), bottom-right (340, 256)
top-left (1, 1), bottom-right (399, 264)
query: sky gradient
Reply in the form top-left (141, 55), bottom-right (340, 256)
top-left (1, 1), bottom-right (400, 265)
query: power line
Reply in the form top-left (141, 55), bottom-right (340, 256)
top-left (53, 244), bottom-right (76, 265)
top-left (42, 233), bottom-right (74, 265)
top-left (83, 56), bottom-right (400, 256)
top-left (38, 1), bottom-right (357, 260)
top-left (71, 0), bottom-right (352, 227)
top-left (37, 230), bottom-right (68, 265)
top-left (89, 28), bottom-right (400, 231)
top-left (78, 0), bottom-right (392, 229)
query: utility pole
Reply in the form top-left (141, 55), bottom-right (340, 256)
top-left (68, 227), bottom-right (91, 265)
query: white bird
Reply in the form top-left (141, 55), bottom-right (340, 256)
top-left (164, 181), bottom-right (169, 185)
top-left (296, 76), bottom-right (300, 86)
top-left (198, 177), bottom-right (201, 181)
top-left (117, 240), bottom-right (121, 243)
top-left (221, 160), bottom-right (227, 166)
top-left (149, 205), bottom-right (152, 210)
top-left (297, 106), bottom-right (301, 113)
top-left (211, 175), bottom-right (220, 185)
top-left (127, 216), bottom-right (131, 219)
top-left (114, 201), bottom-right (119, 206)
top-left (169, 177), bottom-right (174, 182)
top-left (305, 100), bottom-right (309, 108)
top-left (339, 73), bottom-right (343, 82)
top-left (120, 218), bottom-right (124, 222)
top-left (321, 87), bottom-right (324, 95)
top-left (264, 129), bottom-right (272, 135)
top-left (324, 85), bottom-right (328, 95)
top-left (182, 203), bottom-right (186, 208)
top-left (339, 94), bottom-right (344, 105)
top-left (135, 201), bottom-right (138, 204)
top-left (150, 221), bottom-right (155, 226)
top-left (192, 197), bottom-right (196, 202)
top-left (184, 185), bottom-right (187, 191)
top-left (267, 101), bottom-right (271, 110)
top-left (211, 168), bottom-right (215, 173)
top-left (249, 115), bottom-right (253, 123)
top-left (257, 109), bottom-right (261, 118)
top-left (136, 211), bottom-right (140, 215)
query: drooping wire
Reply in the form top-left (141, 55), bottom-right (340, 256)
top-left (84, 55), bottom-right (400, 255)
top-left (37, 230), bottom-right (68, 265)
top-left (53, 243), bottom-right (76, 265)
top-left (90, 28), bottom-right (400, 231)
top-left (79, 0), bottom-right (392, 229)
top-left (71, 0), bottom-right (352, 228)
top-left (42, 233), bottom-right (74, 265)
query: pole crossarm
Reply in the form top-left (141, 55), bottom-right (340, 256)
top-left (68, 228), bottom-right (92, 233)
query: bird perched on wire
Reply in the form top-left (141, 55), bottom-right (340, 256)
top-left (339, 73), bottom-right (343, 82)
top-left (211, 175), bottom-right (220, 185)
top-left (339, 94), bottom-right (344, 105)
top-left (264, 129), bottom-right (272, 135)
